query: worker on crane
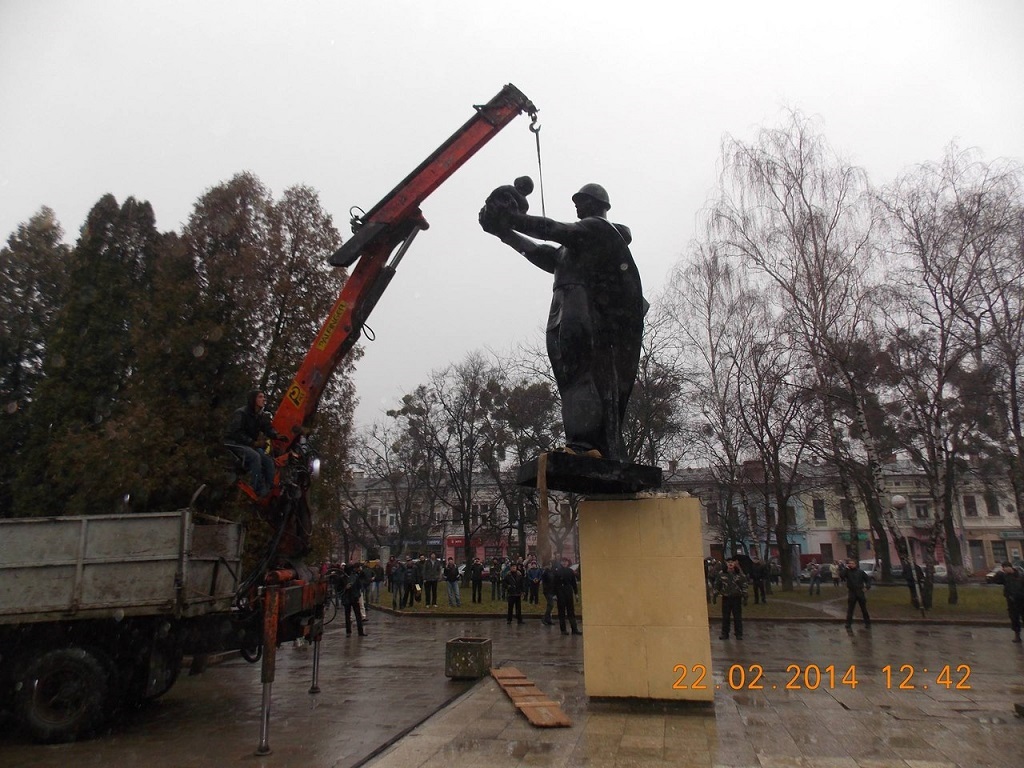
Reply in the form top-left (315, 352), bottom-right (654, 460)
top-left (480, 182), bottom-right (645, 462)
top-left (224, 389), bottom-right (282, 497)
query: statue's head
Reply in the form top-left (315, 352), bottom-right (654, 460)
top-left (572, 183), bottom-right (611, 217)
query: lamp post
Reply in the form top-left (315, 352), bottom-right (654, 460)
top-left (891, 494), bottom-right (925, 617)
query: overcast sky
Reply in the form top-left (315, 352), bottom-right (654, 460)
top-left (3, 1), bottom-right (1023, 430)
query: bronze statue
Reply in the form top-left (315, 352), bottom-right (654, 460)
top-left (480, 180), bottom-right (645, 462)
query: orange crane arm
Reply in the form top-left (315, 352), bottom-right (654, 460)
top-left (272, 84), bottom-right (537, 446)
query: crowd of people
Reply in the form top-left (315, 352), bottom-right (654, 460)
top-left (705, 554), bottom-right (876, 638)
top-left (323, 552), bottom-right (1024, 646)
top-left (344, 553), bottom-right (586, 634)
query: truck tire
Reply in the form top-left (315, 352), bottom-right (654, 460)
top-left (16, 647), bottom-right (112, 743)
top-left (127, 643), bottom-right (183, 703)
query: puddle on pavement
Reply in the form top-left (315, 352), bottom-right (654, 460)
top-left (506, 740), bottom-right (556, 758)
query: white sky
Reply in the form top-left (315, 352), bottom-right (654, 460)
top-left (2, 1), bottom-right (1023, 429)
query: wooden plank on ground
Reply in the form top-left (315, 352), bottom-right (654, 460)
top-left (490, 667), bottom-right (526, 680)
top-left (503, 692), bottom-right (544, 704)
top-left (490, 666), bottom-right (571, 728)
top-left (518, 703), bottom-right (573, 727)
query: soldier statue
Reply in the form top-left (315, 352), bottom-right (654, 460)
top-left (480, 181), bottom-right (645, 463)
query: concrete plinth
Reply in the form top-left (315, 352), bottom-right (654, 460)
top-left (578, 494), bottom-right (713, 702)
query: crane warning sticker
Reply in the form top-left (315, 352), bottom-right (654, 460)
top-left (315, 301), bottom-right (349, 351)
top-left (286, 385), bottom-right (306, 409)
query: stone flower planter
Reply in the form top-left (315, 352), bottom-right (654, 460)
top-left (445, 637), bottom-right (492, 679)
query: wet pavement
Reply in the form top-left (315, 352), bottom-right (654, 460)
top-left (2, 610), bottom-right (1022, 767)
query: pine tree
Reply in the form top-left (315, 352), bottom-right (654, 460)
top-left (14, 195), bottom-right (159, 515)
top-left (0, 208), bottom-right (70, 516)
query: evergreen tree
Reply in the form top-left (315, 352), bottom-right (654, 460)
top-left (0, 208), bottom-right (70, 516)
top-left (14, 195), bottom-right (159, 515)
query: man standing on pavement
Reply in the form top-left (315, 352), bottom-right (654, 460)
top-left (423, 553), bottom-right (442, 608)
top-left (541, 558), bottom-right (558, 626)
top-left (714, 556), bottom-right (748, 640)
top-left (505, 562), bottom-right (525, 624)
top-left (468, 557), bottom-right (484, 603)
top-left (526, 558), bottom-right (543, 605)
top-left (554, 558), bottom-right (582, 635)
top-left (844, 557), bottom-right (871, 629)
top-left (750, 557), bottom-right (768, 605)
top-left (391, 558), bottom-right (404, 609)
top-left (993, 560), bottom-right (1024, 642)
top-left (401, 556), bottom-right (416, 609)
top-left (444, 557), bottom-right (462, 607)
top-left (489, 558), bottom-right (501, 601)
top-left (808, 561), bottom-right (822, 596)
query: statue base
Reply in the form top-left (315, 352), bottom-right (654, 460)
top-left (516, 451), bottom-right (662, 495)
top-left (578, 494), bottom-right (713, 702)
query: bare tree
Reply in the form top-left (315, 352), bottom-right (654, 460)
top-left (338, 420), bottom-right (438, 558)
top-left (711, 110), bottom-right (892, 567)
top-left (664, 244), bottom-right (753, 549)
top-left (878, 146), bottom-right (1016, 603)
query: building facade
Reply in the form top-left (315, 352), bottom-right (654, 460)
top-left (338, 460), bottom-right (1023, 575)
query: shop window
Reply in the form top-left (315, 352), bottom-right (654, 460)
top-left (992, 541), bottom-right (1007, 563)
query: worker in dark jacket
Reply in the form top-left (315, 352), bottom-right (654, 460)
top-left (504, 562), bottom-right (525, 624)
top-left (993, 561), bottom-right (1024, 643)
top-left (843, 558), bottom-right (871, 629)
top-left (541, 559), bottom-right (558, 626)
top-left (468, 558), bottom-right (485, 603)
top-left (400, 556), bottom-right (417, 609)
top-left (340, 565), bottom-right (366, 636)
top-left (224, 389), bottom-right (282, 497)
top-left (554, 558), bottom-right (582, 635)
top-left (714, 556), bottom-right (748, 639)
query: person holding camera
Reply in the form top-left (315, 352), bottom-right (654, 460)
top-left (993, 560), bottom-right (1024, 643)
top-left (714, 556), bottom-right (748, 640)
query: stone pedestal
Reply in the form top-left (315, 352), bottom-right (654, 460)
top-left (578, 495), bottom-right (713, 702)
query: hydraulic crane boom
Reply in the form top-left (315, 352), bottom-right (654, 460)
top-left (271, 83), bottom-right (537, 448)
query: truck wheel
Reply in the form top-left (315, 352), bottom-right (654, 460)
top-left (127, 644), bottom-right (183, 703)
top-left (16, 647), bottom-right (111, 743)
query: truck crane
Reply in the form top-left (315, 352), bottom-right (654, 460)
top-left (0, 84), bottom-right (538, 754)
top-left (242, 82), bottom-right (538, 755)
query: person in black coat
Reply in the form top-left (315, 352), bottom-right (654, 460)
top-left (341, 565), bottom-right (366, 636)
top-left (468, 557), bottom-right (485, 603)
top-left (749, 558), bottom-right (768, 605)
top-left (993, 560), bottom-right (1024, 643)
top-left (504, 562), bottom-right (525, 624)
top-left (224, 389), bottom-right (282, 497)
top-left (554, 558), bottom-right (581, 635)
top-left (541, 559), bottom-right (558, 625)
top-left (843, 558), bottom-right (871, 629)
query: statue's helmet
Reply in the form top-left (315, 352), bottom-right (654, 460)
top-left (571, 183), bottom-right (610, 211)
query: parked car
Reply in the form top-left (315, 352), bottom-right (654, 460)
top-left (931, 563), bottom-right (948, 582)
top-left (858, 560), bottom-right (878, 585)
top-left (799, 563), bottom-right (824, 583)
